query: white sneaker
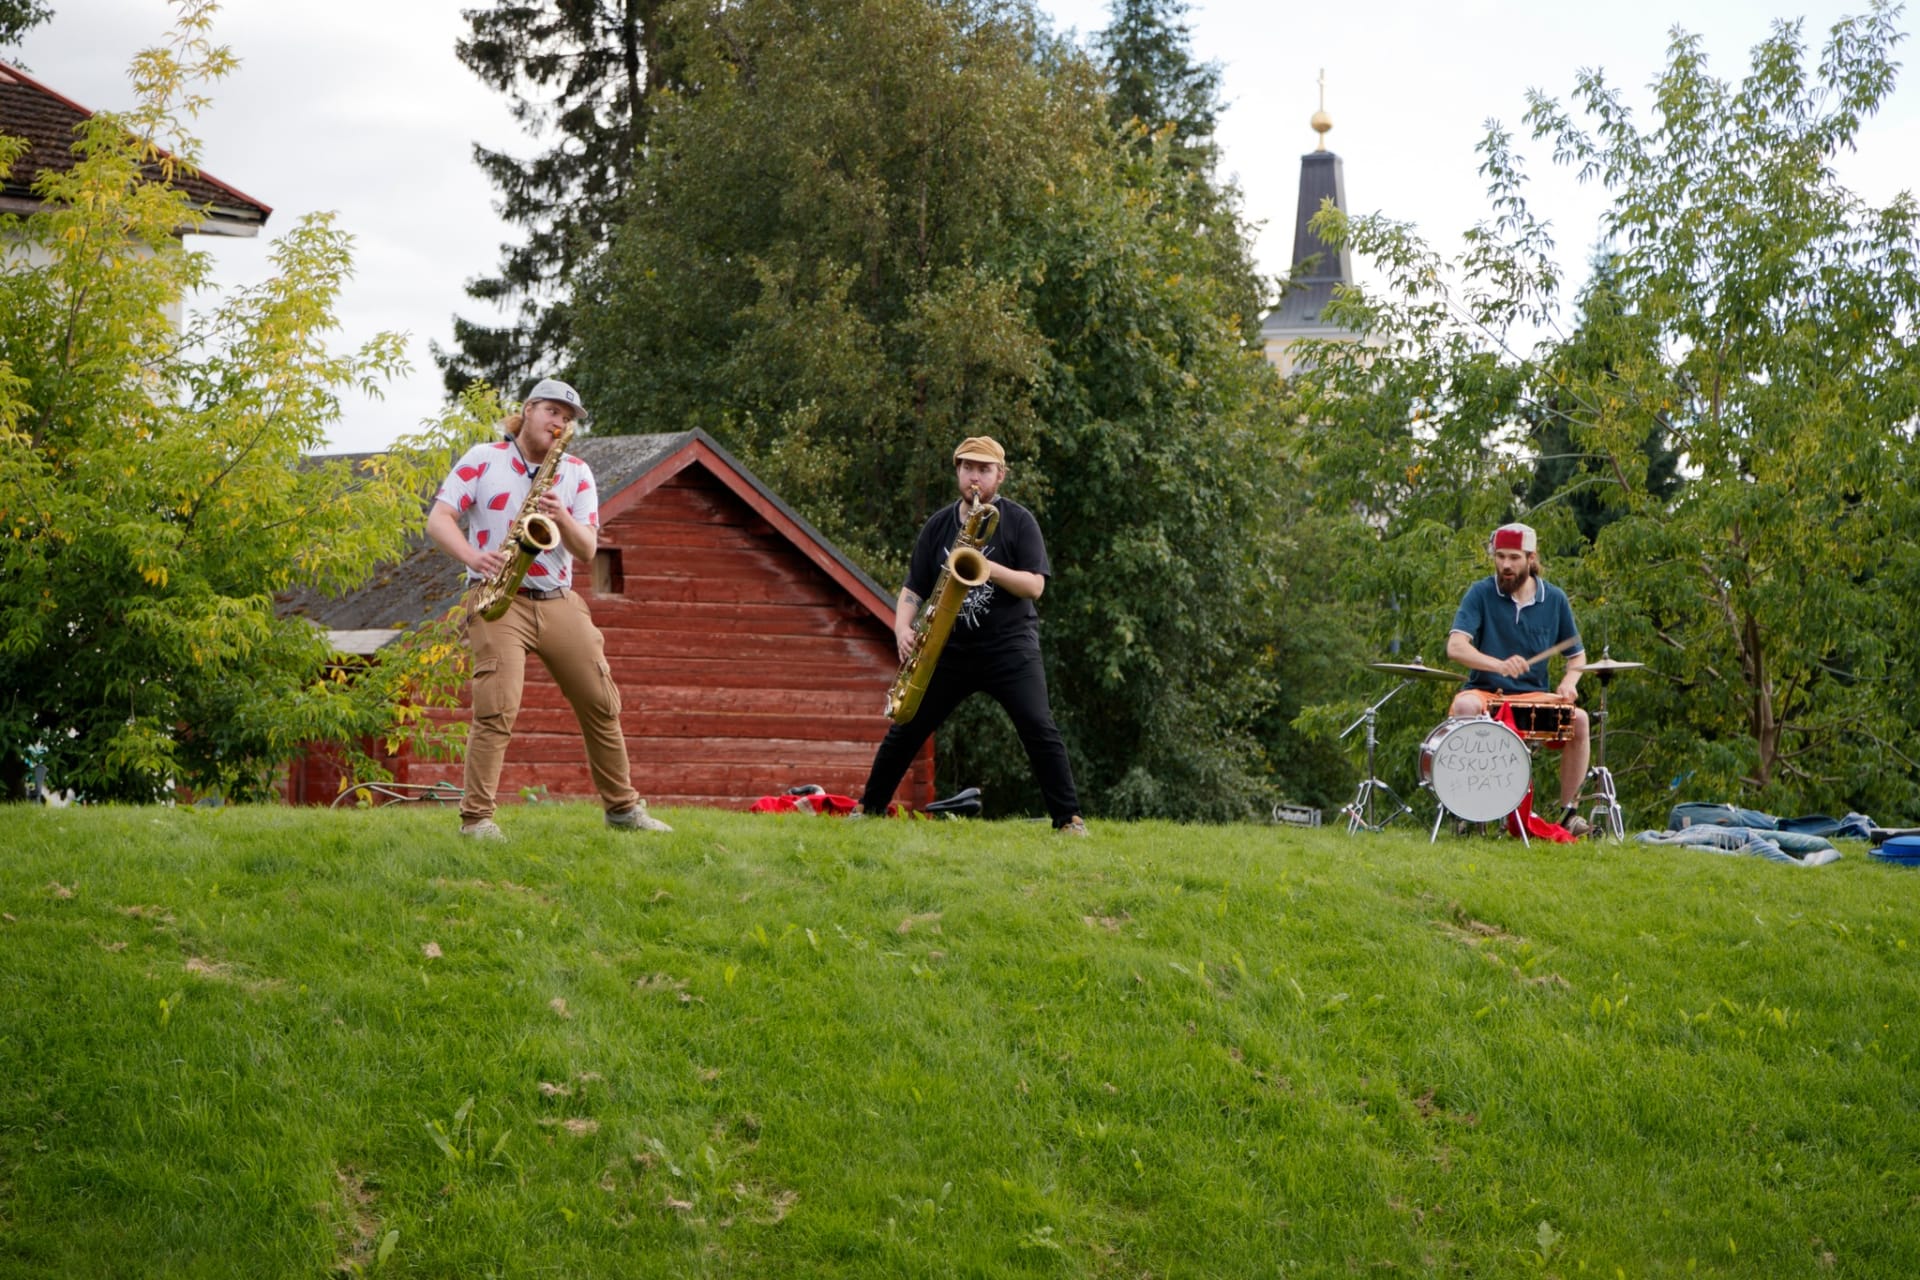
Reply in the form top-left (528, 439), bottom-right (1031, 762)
top-left (607, 802), bottom-right (672, 833)
top-left (459, 818), bottom-right (506, 841)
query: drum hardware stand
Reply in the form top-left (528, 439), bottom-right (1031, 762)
top-left (1338, 680), bottom-right (1415, 834)
top-left (1584, 654), bottom-right (1630, 840)
top-left (1431, 809), bottom-right (1531, 848)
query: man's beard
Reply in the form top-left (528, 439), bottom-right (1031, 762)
top-left (1497, 567), bottom-right (1526, 591)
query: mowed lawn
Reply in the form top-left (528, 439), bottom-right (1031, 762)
top-left (1, 804), bottom-right (1915, 1278)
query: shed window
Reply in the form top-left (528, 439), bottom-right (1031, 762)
top-left (593, 547), bottom-right (624, 595)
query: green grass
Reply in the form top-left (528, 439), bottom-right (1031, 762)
top-left (1, 804), bottom-right (1915, 1278)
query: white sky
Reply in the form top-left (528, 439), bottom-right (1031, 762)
top-left (12, 0), bottom-right (1918, 452)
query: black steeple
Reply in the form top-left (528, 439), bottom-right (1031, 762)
top-left (1261, 73), bottom-right (1362, 372)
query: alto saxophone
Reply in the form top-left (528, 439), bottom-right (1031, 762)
top-left (470, 420), bottom-right (577, 622)
top-left (884, 486), bottom-right (1001, 723)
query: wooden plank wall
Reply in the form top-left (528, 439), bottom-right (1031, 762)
top-left (404, 467), bottom-right (931, 810)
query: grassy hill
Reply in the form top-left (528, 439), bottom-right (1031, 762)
top-left (2, 804), bottom-right (1915, 1277)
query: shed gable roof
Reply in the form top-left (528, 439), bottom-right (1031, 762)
top-left (279, 429), bottom-right (893, 636)
top-left (0, 59), bottom-right (271, 233)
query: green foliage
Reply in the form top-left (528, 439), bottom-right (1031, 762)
top-left (4, 805), bottom-right (1918, 1275)
top-left (577, 0), bottom-right (1084, 567)
top-left (1518, 254), bottom-right (1682, 544)
top-left (436, 0), bottom-right (679, 400)
top-left (1524, 8), bottom-right (1920, 811)
top-left (1289, 4), bottom-right (1920, 818)
top-left (577, 0), bottom-right (1301, 817)
top-left (0, 0), bottom-right (51, 49)
top-left (0, 6), bottom-right (494, 800)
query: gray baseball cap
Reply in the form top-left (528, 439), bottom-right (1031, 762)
top-left (524, 377), bottom-right (586, 417)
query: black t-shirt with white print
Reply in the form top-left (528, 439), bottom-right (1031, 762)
top-left (904, 497), bottom-right (1049, 654)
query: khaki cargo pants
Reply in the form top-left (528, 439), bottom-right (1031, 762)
top-left (459, 589), bottom-right (640, 822)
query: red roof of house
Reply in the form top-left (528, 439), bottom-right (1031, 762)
top-left (0, 59), bottom-right (270, 231)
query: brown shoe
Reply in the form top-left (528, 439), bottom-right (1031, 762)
top-left (1056, 816), bottom-right (1089, 837)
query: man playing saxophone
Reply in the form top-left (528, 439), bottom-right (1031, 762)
top-left (855, 436), bottom-right (1086, 835)
top-left (425, 378), bottom-right (671, 839)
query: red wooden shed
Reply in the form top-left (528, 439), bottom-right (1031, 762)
top-left (280, 430), bottom-right (931, 810)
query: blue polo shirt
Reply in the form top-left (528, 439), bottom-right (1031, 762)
top-left (1450, 574), bottom-right (1582, 694)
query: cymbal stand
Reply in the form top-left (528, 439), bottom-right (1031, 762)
top-left (1586, 661), bottom-right (1625, 840)
top-left (1338, 679), bottom-right (1414, 834)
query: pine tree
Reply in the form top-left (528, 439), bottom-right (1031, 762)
top-left (434, 0), bottom-right (677, 400)
top-left (1092, 0), bottom-right (1220, 173)
top-left (1091, 0), bottom-right (1259, 341)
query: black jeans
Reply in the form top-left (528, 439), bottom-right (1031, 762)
top-left (861, 642), bottom-right (1081, 827)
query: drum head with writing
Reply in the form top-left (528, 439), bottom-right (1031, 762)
top-left (1423, 717), bottom-right (1530, 823)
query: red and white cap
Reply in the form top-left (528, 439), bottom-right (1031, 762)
top-left (1491, 522), bottom-right (1537, 553)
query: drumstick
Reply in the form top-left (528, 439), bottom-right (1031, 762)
top-left (1521, 636), bottom-right (1580, 666)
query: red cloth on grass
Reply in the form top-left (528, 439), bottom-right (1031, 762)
top-left (748, 792), bottom-right (859, 816)
top-left (1490, 701), bottom-right (1578, 844)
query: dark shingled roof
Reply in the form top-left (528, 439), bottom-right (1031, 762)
top-left (1262, 149), bottom-right (1356, 337)
top-left (0, 60), bottom-right (271, 232)
top-left (575, 432), bottom-right (699, 500)
top-left (278, 429), bottom-right (889, 634)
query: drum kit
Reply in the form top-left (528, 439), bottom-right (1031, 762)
top-left (1337, 649), bottom-right (1645, 840)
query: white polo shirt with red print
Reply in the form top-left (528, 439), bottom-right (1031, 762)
top-left (433, 437), bottom-right (600, 590)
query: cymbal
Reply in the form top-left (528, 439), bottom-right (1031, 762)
top-left (1368, 660), bottom-right (1460, 683)
top-left (1583, 657), bottom-right (1646, 673)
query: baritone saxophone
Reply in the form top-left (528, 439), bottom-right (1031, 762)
top-left (470, 420), bottom-right (577, 621)
top-left (884, 487), bottom-right (1001, 723)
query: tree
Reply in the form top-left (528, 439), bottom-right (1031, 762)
top-left (1093, 0), bottom-right (1218, 174)
top-left (1518, 253), bottom-right (1681, 545)
top-left (435, 0), bottom-right (678, 401)
top-left (1529, 9), bottom-right (1920, 810)
top-left (574, 0), bottom-right (1296, 819)
top-left (1092, 0), bottom-right (1261, 338)
top-left (0, 5), bottom-right (488, 801)
top-left (0, 0), bottom-right (51, 50)
top-left (1290, 3), bottom-right (1920, 817)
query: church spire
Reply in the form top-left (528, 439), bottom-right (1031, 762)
top-left (1259, 74), bottom-right (1364, 376)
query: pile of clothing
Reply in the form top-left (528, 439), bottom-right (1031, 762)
top-left (1632, 803), bottom-right (1878, 867)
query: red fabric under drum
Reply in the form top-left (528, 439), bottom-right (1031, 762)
top-left (1491, 701), bottom-right (1578, 844)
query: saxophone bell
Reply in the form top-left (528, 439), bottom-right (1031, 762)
top-left (884, 485), bottom-right (1000, 723)
top-left (470, 421), bottom-right (577, 622)
top-left (513, 512), bottom-right (562, 557)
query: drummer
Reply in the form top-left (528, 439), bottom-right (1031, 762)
top-left (1445, 522), bottom-right (1592, 836)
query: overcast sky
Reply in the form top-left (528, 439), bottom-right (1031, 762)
top-left (11, 0), bottom-right (1917, 452)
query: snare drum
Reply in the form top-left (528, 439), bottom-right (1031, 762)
top-left (1418, 716), bottom-right (1531, 823)
top-left (1473, 691), bottom-right (1575, 746)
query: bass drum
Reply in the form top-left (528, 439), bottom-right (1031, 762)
top-left (1418, 716), bottom-right (1530, 823)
